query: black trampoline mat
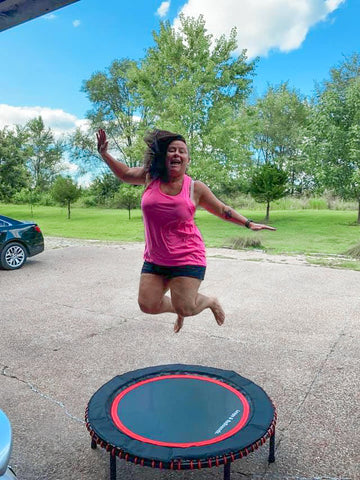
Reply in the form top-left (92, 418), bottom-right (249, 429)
top-left (111, 374), bottom-right (249, 446)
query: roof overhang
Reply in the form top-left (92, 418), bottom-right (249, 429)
top-left (0, 0), bottom-right (80, 32)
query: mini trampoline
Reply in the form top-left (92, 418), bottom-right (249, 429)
top-left (86, 364), bottom-right (276, 480)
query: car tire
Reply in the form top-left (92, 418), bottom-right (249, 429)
top-left (0, 242), bottom-right (27, 270)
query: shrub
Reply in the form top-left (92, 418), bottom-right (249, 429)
top-left (38, 192), bottom-right (57, 206)
top-left (307, 198), bottom-right (328, 210)
top-left (223, 236), bottom-right (263, 250)
top-left (12, 188), bottom-right (40, 205)
top-left (273, 196), bottom-right (307, 210)
top-left (78, 194), bottom-right (98, 207)
top-left (346, 243), bottom-right (360, 259)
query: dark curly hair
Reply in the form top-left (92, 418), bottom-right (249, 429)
top-left (143, 129), bottom-right (187, 182)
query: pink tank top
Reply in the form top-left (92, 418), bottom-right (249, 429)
top-left (141, 175), bottom-right (206, 266)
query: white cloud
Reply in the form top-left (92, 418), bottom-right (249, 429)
top-left (63, 161), bottom-right (79, 172)
top-left (157, 1), bottom-right (170, 18)
top-left (174, 0), bottom-right (346, 58)
top-left (73, 19), bottom-right (81, 27)
top-left (44, 13), bottom-right (57, 20)
top-left (0, 104), bottom-right (89, 139)
top-left (325, 0), bottom-right (344, 10)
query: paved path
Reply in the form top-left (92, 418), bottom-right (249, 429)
top-left (1, 238), bottom-right (359, 480)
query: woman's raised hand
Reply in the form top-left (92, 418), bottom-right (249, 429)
top-left (96, 129), bottom-right (108, 155)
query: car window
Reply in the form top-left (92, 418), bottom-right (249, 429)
top-left (0, 219), bottom-right (11, 227)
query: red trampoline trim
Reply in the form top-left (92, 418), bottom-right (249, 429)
top-left (110, 374), bottom-right (250, 447)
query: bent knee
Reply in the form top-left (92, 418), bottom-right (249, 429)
top-left (138, 299), bottom-right (161, 314)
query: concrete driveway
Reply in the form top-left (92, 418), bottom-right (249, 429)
top-left (1, 238), bottom-right (359, 480)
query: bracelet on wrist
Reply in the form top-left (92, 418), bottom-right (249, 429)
top-left (245, 219), bottom-right (253, 228)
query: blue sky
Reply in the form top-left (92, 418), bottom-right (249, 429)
top-left (0, 0), bottom-right (359, 137)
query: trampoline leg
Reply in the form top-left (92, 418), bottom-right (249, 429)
top-left (224, 462), bottom-right (231, 480)
top-left (110, 452), bottom-right (116, 480)
top-left (91, 438), bottom-right (97, 449)
top-left (268, 428), bottom-right (275, 463)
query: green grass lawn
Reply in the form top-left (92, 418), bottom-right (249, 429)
top-left (1, 203), bottom-right (359, 259)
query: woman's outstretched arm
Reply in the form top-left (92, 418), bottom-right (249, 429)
top-left (195, 181), bottom-right (276, 231)
top-left (97, 129), bottom-right (146, 185)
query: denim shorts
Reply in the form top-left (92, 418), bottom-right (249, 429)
top-left (141, 261), bottom-right (206, 280)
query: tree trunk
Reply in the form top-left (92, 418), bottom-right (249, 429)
top-left (265, 201), bottom-right (270, 222)
top-left (67, 200), bottom-right (71, 220)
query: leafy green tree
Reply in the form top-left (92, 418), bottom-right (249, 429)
top-left (130, 14), bottom-right (256, 193)
top-left (0, 126), bottom-right (30, 202)
top-left (52, 176), bottom-right (81, 219)
top-left (25, 116), bottom-right (64, 191)
top-left (87, 173), bottom-right (121, 206)
top-left (249, 164), bottom-right (288, 221)
top-left (310, 54), bottom-right (360, 222)
top-left (71, 59), bottom-right (149, 172)
top-left (114, 184), bottom-right (142, 219)
top-left (252, 83), bottom-right (310, 194)
top-left (67, 59), bottom-right (151, 185)
top-left (66, 127), bottom-right (103, 180)
top-left (72, 16), bottom-right (256, 195)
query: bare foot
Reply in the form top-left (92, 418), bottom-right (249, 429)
top-left (174, 315), bottom-right (184, 333)
top-left (210, 298), bottom-right (225, 326)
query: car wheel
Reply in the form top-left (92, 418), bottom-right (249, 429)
top-left (0, 242), bottom-right (27, 270)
